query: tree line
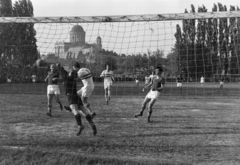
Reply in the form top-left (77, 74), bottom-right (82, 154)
top-left (0, 0), bottom-right (38, 82)
top-left (1, 1), bottom-right (240, 83)
top-left (174, 3), bottom-right (240, 81)
top-left (77, 3), bottom-right (240, 81)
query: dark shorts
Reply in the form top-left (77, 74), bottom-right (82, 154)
top-left (67, 94), bottom-right (83, 107)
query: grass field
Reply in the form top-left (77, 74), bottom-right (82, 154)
top-left (1, 82), bottom-right (240, 164)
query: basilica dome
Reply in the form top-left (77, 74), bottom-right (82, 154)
top-left (70, 25), bottom-right (84, 33)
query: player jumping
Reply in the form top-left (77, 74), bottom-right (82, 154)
top-left (64, 62), bottom-right (96, 119)
top-left (44, 64), bottom-right (63, 117)
top-left (63, 65), bottom-right (97, 136)
top-left (100, 64), bottom-right (114, 105)
top-left (135, 66), bottom-right (164, 123)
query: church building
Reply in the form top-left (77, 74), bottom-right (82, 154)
top-left (55, 25), bottom-right (102, 62)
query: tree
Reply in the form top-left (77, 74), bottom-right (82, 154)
top-left (174, 3), bottom-right (240, 81)
top-left (154, 48), bottom-right (164, 66)
top-left (0, 0), bottom-right (37, 75)
top-left (166, 51), bottom-right (178, 76)
top-left (0, 0), bottom-right (13, 71)
top-left (12, 0), bottom-right (38, 67)
top-left (0, 0), bottom-right (12, 16)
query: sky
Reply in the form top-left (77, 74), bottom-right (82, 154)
top-left (12, 0), bottom-right (240, 55)
top-left (23, 0), bottom-right (239, 17)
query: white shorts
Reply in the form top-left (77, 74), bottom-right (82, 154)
top-left (32, 79), bottom-right (36, 83)
top-left (220, 81), bottom-right (224, 85)
top-left (77, 85), bottom-right (94, 98)
top-left (7, 79), bottom-right (11, 83)
top-left (146, 89), bottom-right (160, 100)
top-left (177, 83), bottom-right (182, 87)
top-left (47, 85), bottom-right (60, 95)
top-left (104, 82), bottom-right (112, 89)
top-left (136, 80), bottom-right (139, 83)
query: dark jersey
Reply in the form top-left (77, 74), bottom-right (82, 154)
top-left (47, 71), bottom-right (59, 85)
top-left (151, 76), bottom-right (164, 92)
top-left (64, 71), bottom-right (78, 95)
top-left (177, 77), bottom-right (183, 83)
top-left (64, 70), bottom-right (83, 106)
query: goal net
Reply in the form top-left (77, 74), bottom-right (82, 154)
top-left (0, 11), bottom-right (239, 91)
top-left (1, 8), bottom-right (240, 164)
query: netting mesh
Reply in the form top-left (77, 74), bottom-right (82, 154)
top-left (1, 12), bottom-right (240, 164)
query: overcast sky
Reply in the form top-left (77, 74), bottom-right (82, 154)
top-left (12, 0), bottom-right (240, 55)
top-left (25, 0), bottom-right (239, 16)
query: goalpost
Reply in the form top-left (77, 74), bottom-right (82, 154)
top-left (1, 11), bottom-right (240, 160)
top-left (1, 11), bottom-right (240, 87)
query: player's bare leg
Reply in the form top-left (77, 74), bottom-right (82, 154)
top-left (54, 94), bottom-right (63, 111)
top-left (82, 96), bottom-right (96, 119)
top-left (70, 104), bottom-right (85, 136)
top-left (134, 97), bottom-right (151, 117)
top-left (147, 99), bottom-right (156, 123)
top-left (105, 88), bottom-right (108, 105)
top-left (47, 94), bottom-right (54, 117)
top-left (80, 106), bottom-right (97, 136)
top-left (108, 85), bottom-right (111, 101)
top-left (220, 83), bottom-right (223, 89)
top-left (65, 95), bottom-right (96, 119)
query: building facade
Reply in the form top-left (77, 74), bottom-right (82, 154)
top-left (55, 25), bottom-right (102, 62)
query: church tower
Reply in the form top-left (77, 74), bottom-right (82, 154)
top-left (70, 25), bottom-right (85, 44)
top-left (96, 36), bottom-right (102, 50)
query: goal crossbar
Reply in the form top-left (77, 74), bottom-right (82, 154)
top-left (0, 11), bottom-right (240, 23)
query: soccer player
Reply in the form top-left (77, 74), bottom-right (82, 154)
top-left (134, 66), bottom-right (164, 123)
top-left (142, 70), bottom-right (155, 92)
top-left (176, 75), bottom-right (183, 90)
top-left (31, 74), bottom-right (37, 84)
top-left (64, 62), bottom-right (96, 118)
top-left (7, 75), bottom-right (12, 86)
top-left (220, 77), bottom-right (224, 89)
top-left (100, 64), bottom-right (114, 105)
top-left (44, 64), bottom-right (63, 117)
top-left (135, 77), bottom-right (139, 86)
top-left (149, 70), bottom-right (155, 83)
top-left (63, 65), bottom-right (97, 136)
top-left (200, 75), bottom-right (205, 87)
top-left (144, 75), bottom-right (150, 86)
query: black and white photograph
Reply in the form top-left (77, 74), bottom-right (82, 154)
top-left (0, 0), bottom-right (240, 164)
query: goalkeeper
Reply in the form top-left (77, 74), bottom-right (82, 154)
top-left (134, 66), bottom-right (164, 123)
top-left (61, 63), bottom-right (97, 136)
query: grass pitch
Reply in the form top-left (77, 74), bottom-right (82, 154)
top-left (1, 82), bottom-right (240, 164)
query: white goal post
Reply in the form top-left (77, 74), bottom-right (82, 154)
top-left (0, 11), bottom-right (240, 23)
top-left (1, 11), bottom-right (240, 84)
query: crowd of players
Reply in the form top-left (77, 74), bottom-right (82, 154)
top-left (40, 61), bottom-right (166, 136)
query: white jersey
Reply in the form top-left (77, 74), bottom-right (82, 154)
top-left (100, 70), bottom-right (114, 89)
top-left (100, 70), bottom-right (114, 84)
top-left (77, 68), bottom-right (94, 87)
top-left (145, 76), bottom-right (149, 84)
top-left (31, 75), bottom-right (36, 82)
top-left (149, 75), bottom-right (155, 84)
